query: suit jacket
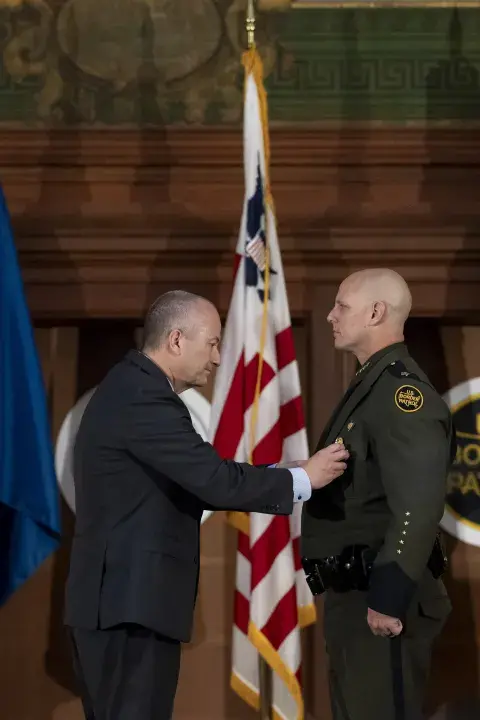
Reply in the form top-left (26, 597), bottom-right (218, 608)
top-left (302, 342), bottom-right (455, 621)
top-left (64, 350), bottom-right (293, 643)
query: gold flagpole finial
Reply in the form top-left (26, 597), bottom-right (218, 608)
top-left (246, 0), bottom-right (256, 49)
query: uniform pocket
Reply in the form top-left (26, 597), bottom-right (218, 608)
top-left (418, 595), bottom-right (452, 622)
top-left (417, 577), bottom-right (452, 621)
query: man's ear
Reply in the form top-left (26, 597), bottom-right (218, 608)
top-left (168, 329), bottom-right (182, 355)
top-left (369, 301), bottom-right (387, 326)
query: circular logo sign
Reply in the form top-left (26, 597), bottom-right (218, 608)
top-left (395, 384), bottom-right (424, 413)
top-left (55, 387), bottom-right (215, 525)
top-left (441, 378), bottom-right (480, 546)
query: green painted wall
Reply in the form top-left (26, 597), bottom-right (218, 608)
top-left (0, 1), bottom-right (478, 125)
top-left (266, 7), bottom-right (480, 122)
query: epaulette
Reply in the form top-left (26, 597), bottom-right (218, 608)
top-left (387, 361), bottom-right (421, 382)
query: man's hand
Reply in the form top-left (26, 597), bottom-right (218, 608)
top-left (303, 443), bottom-right (349, 490)
top-left (367, 608), bottom-right (403, 638)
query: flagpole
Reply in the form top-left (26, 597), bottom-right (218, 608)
top-left (245, 7), bottom-right (272, 719)
top-left (246, 0), bottom-right (256, 49)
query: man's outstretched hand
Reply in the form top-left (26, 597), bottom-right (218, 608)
top-left (303, 443), bottom-right (349, 490)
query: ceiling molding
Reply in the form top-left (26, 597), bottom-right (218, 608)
top-left (1, 126), bottom-right (480, 166)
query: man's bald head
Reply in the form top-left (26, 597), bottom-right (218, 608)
top-left (142, 290), bottom-right (221, 391)
top-left (142, 290), bottom-right (216, 351)
top-left (327, 268), bottom-right (412, 364)
top-left (342, 268), bottom-right (412, 328)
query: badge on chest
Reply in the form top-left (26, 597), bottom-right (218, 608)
top-left (335, 420), bottom-right (356, 446)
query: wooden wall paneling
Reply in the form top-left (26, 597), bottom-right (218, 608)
top-left (50, 328), bottom-right (79, 438)
top-left (308, 284), bottom-right (356, 445)
top-left (75, 321), bottom-right (138, 397)
top-left (45, 327), bottom-right (81, 719)
top-left (292, 320), bottom-right (310, 445)
top-left (0, 127), bottom-right (478, 320)
top-left (35, 328), bottom-right (55, 396)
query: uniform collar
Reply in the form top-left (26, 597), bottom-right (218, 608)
top-left (355, 341), bottom-right (408, 379)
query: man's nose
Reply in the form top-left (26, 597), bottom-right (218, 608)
top-left (213, 348), bottom-right (221, 366)
top-left (327, 309), bottom-right (335, 323)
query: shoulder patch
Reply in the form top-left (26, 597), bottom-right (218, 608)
top-left (387, 361), bottom-right (421, 381)
top-left (394, 384), bottom-right (424, 413)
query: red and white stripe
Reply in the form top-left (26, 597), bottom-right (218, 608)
top-left (209, 50), bottom-right (315, 720)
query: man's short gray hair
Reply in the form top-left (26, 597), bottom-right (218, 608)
top-left (142, 290), bottom-right (207, 350)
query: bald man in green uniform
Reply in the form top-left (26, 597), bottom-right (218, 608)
top-left (301, 269), bottom-right (455, 720)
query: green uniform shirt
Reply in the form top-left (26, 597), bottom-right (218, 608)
top-left (301, 342), bottom-right (456, 619)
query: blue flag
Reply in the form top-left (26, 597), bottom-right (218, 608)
top-left (0, 187), bottom-right (61, 605)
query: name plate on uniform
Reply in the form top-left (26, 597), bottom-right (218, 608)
top-left (441, 378), bottom-right (480, 547)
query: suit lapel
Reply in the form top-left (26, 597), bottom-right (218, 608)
top-left (319, 348), bottom-right (405, 448)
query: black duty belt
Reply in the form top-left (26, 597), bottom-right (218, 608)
top-left (302, 544), bottom-right (376, 596)
top-left (302, 532), bottom-right (447, 596)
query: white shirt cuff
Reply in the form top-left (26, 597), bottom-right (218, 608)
top-left (290, 466), bottom-right (312, 502)
top-left (268, 464), bottom-right (312, 503)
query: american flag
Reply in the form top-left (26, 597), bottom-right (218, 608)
top-left (208, 48), bottom-right (316, 720)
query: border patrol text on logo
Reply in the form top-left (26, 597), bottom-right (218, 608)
top-left (395, 385), bottom-right (424, 413)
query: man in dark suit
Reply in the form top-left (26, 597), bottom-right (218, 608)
top-left (301, 269), bottom-right (455, 720)
top-left (65, 290), bottom-right (349, 720)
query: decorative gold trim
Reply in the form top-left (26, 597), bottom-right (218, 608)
top-left (292, 1), bottom-right (480, 7)
top-left (258, 0), bottom-right (291, 8)
top-left (450, 393), bottom-right (480, 416)
top-left (444, 504), bottom-right (480, 532)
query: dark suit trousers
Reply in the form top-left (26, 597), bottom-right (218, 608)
top-left (69, 624), bottom-right (181, 720)
top-left (324, 588), bottom-right (450, 720)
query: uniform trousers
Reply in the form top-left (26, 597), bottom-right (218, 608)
top-left (68, 623), bottom-right (181, 720)
top-left (324, 582), bottom-right (450, 720)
